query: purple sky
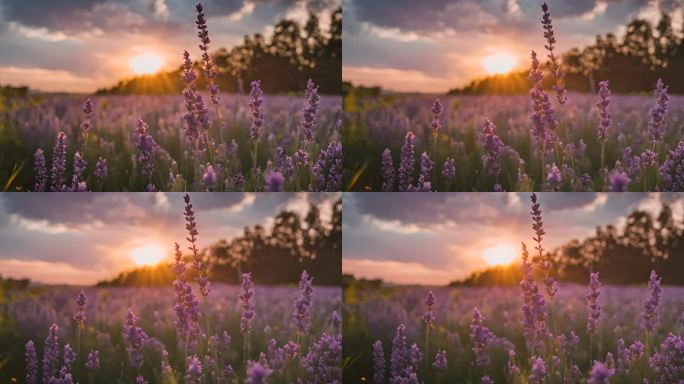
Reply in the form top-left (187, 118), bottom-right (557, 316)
top-left (342, 193), bottom-right (684, 285)
top-left (0, 192), bottom-right (338, 285)
top-left (342, 0), bottom-right (683, 93)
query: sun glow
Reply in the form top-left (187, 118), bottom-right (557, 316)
top-left (130, 244), bottom-right (166, 266)
top-left (482, 53), bottom-right (517, 75)
top-left (128, 53), bottom-right (165, 75)
top-left (482, 244), bottom-right (518, 266)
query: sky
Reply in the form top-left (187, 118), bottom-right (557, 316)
top-left (343, 0), bottom-right (684, 93)
top-left (0, 192), bottom-right (339, 285)
top-left (0, 0), bottom-right (338, 93)
top-left (342, 193), bottom-right (684, 286)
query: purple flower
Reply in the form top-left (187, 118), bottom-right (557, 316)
top-left (530, 193), bottom-right (556, 298)
top-left (470, 308), bottom-right (493, 367)
top-left (25, 340), bottom-right (38, 384)
top-left (240, 272), bottom-right (255, 333)
top-left (135, 118), bottom-right (156, 185)
top-left (60, 343), bottom-right (76, 377)
top-left (123, 309), bottom-right (148, 369)
top-left (249, 80), bottom-right (264, 142)
top-left (528, 51), bottom-right (556, 155)
top-left (506, 349), bottom-right (520, 376)
top-left (540, 2), bottom-right (566, 104)
top-left (171, 242), bottom-right (200, 349)
top-left (659, 141), bottom-right (684, 191)
top-left (441, 158), bottom-right (456, 182)
top-left (301, 79), bottom-right (320, 144)
top-left (608, 170), bottom-right (630, 192)
top-left (311, 141), bottom-right (342, 192)
top-left (423, 290), bottom-right (435, 327)
top-left (382, 148), bottom-right (395, 192)
top-left (43, 324), bottom-right (60, 382)
top-left (264, 171), bottom-right (285, 192)
top-left (184, 194), bottom-right (210, 298)
top-left (649, 79), bottom-right (669, 144)
top-left (641, 270), bottom-right (662, 333)
top-left (390, 324), bottom-right (408, 378)
top-left (195, 3), bottom-right (220, 106)
top-left (588, 361), bottom-right (614, 384)
top-left (135, 375), bottom-right (147, 384)
top-left (332, 310), bottom-right (342, 332)
top-left (596, 80), bottom-right (612, 143)
top-left (302, 333), bottom-right (342, 383)
top-left (50, 132), bottom-right (67, 191)
top-left (232, 172), bottom-right (245, 191)
top-left (181, 51), bottom-right (202, 146)
top-left (586, 272), bottom-right (602, 334)
top-left (398, 132), bottom-right (415, 191)
top-left (86, 350), bottom-right (99, 371)
top-left (373, 340), bottom-right (385, 384)
top-left (520, 243), bottom-right (547, 353)
top-left (292, 270), bottom-right (314, 334)
top-left (546, 163), bottom-right (562, 191)
top-left (480, 119), bottom-right (504, 178)
top-left (81, 98), bottom-right (94, 134)
top-left (649, 333), bottom-right (684, 384)
top-left (34, 149), bottom-right (47, 192)
top-left (433, 350), bottom-right (447, 371)
top-left (529, 355), bottom-right (546, 383)
top-left (430, 99), bottom-right (442, 136)
top-left (408, 343), bottom-right (422, 371)
top-left (417, 152), bottom-right (433, 191)
top-left (94, 157), bottom-right (107, 182)
top-left (71, 151), bottom-right (87, 192)
top-left (245, 361), bottom-right (272, 384)
top-left (481, 376), bottom-right (493, 384)
top-left (74, 290), bottom-right (87, 328)
top-left (185, 355), bottom-right (203, 384)
top-left (202, 164), bottom-right (217, 189)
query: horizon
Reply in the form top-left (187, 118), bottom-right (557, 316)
top-left (342, 193), bottom-right (684, 286)
top-left (342, 0), bottom-right (684, 93)
top-left (0, 0), bottom-right (336, 93)
top-left (0, 193), bottom-right (338, 285)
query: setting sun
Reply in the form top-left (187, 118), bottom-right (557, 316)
top-left (482, 244), bottom-right (518, 266)
top-left (482, 53), bottom-right (517, 74)
top-left (130, 244), bottom-right (166, 266)
top-left (128, 53), bottom-right (165, 75)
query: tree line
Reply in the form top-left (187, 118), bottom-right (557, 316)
top-left (98, 199), bottom-right (341, 287)
top-left (97, 8), bottom-right (341, 95)
top-left (450, 11), bottom-right (684, 95)
top-left (450, 202), bottom-right (684, 287)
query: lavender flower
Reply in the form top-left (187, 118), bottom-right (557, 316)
top-left (506, 349), bottom-right (520, 376)
top-left (135, 118), bottom-right (156, 185)
top-left (249, 80), bottom-right (264, 142)
top-left (649, 79), bottom-right (669, 144)
top-left (171, 242), bottom-right (200, 347)
top-left (81, 98), bottom-right (94, 134)
top-left (332, 310), bottom-right (342, 332)
top-left (60, 343), bottom-right (76, 377)
top-left (245, 361), bottom-right (273, 384)
top-left (481, 376), bottom-right (493, 384)
top-left (181, 51), bottom-right (202, 146)
top-left (240, 272), bottom-right (255, 333)
top-left (301, 79), bottom-right (320, 144)
top-left (423, 290), bottom-right (435, 328)
top-left (195, 3), bottom-right (220, 106)
top-left (382, 148), bottom-right (394, 192)
top-left (586, 272), bottom-right (602, 334)
top-left (441, 158), bottom-right (456, 183)
top-left (588, 361), bottom-right (614, 384)
top-left (86, 350), bottom-right (99, 371)
top-left (43, 324), bottom-right (60, 382)
top-left (373, 340), bottom-right (385, 384)
top-left (25, 340), bottom-right (38, 384)
top-left (608, 170), bottom-right (630, 192)
top-left (135, 375), bottom-right (147, 384)
top-left (641, 270), bottom-right (662, 333)
top-left (185, 355), bottom-right (203, 384)
top-left (34, 149), bottom-right (47, 192)
top-left (649, 333), bottom-right (684, 384)
top-left (470, 308), bottom-right (493, 367)
top-left (123, 309), bottom-right (148, 369)
top-left (546, 163), bottom-right (562, 191)
top-left (433, 350), bottom-right (447, 371)
top-left (430, 99), bottom-right (442, 136)
top-left (390, 324), bottom-right (408, 378)
top-left (417, 152), bottom-right (433, 190)
top-left (398, 132), bottom-right (415, 191)
top-left (408, 343), bottom-right (422, 372)
top-left (94, 157), bottom-right (107, 182)
top-left (596, 81), bottom-right (612, 143)
top-left (184, 193), bottom-right (210, 298)
top-left (50, 132), bottom-right (67, 191)
top-left (480, 119), bottom-right (504, 178)
top-left (531, 193), bottom-right (556, 299)
top-left (528, 51), bottom-right (556, 155)
top-left (529, 356), bottom-right (546, 384)
top-left (74, 290), bottom-right (87, 328)
top-left (659, 141), bottom-right (684, 191)
top-left (520, 242), bottom-right (547, 353)
top-left (293, 270), bottom-right (314, 334)
top-left (311, 141), bottom-right (342, 192)
top-left (264, 171), bottom-right (285, 192)
top-left (202, 164), bottom-right (217, 189)
top-left (71, 151), bottom-right (87, 191)
top-left (540, 2), bottom-right (566, 104)
top-left (302, 333), bottom-right (342, 383)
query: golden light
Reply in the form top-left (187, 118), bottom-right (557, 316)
top-left (482, 53), bottom-right (517, 75)
top-left (130, 244), bottom-right (166, 266)
top-left (482, 244), bottom-right (518, 266)
top-left (128, 53), bottom-right (165, 75)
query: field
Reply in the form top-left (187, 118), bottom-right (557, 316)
top-left (343, 91), bottom-right (684, 192)
top-left (0, 92), bottom-right (342, 192)
top-left (342, 282), bottom-right (684, 383)
top-left (1, 283), bottom-right (341, 383)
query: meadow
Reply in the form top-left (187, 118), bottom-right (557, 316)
top-left (342, 194), bottom-right (684, 383)
top-left (343, 2), bottom-right (684, 192)
top-left (0, 3), bottom-right (342, 192)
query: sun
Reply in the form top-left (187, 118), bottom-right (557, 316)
top-left (130, 244), bottom-right (166, 266)
top-left (482, 53), bottom-right (518, 75)
top-left (128, 53), bottom-right (165, 75)
top-left (482, 244), bottom-right (518, 266)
